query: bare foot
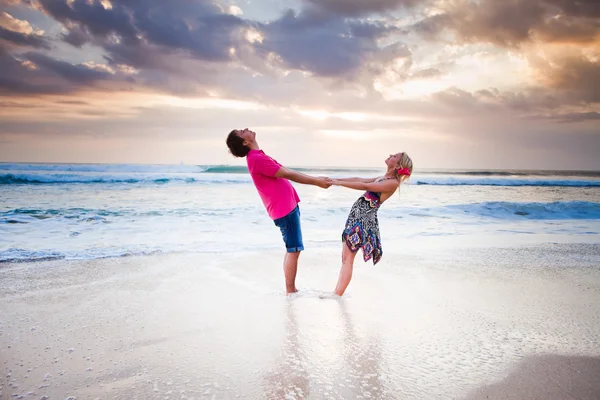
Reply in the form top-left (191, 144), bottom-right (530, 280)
top-left (286, 288), bottom-right (298, 295)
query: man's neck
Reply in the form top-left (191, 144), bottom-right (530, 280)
top-left (248, 141), bottom-right (260, 151)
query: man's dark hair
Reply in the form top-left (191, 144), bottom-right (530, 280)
top-left (226, 130), bottom-right (250, 158)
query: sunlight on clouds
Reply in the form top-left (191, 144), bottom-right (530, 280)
top-left (0, 12), bottom-right (43, 35)
top-left (0, 94), bottom-right (144, 121)
top-left (297, 109), bottom-right (367, 122)
top-left (317, 128), bottom-right (451, 144)
top-left (99, 0), bottom-right (113, 10)
top-left (228, 5), bottom-right (243, 16)
top-left (296, 108), bottom-right (423, 123)
top-left (117, 64), bottom-right (139, 75)
top-left (526, 42), bottom-right (600, 88)
top-left (83, 62), bottom-right (116, 74)
top-left (318, 129), bottom-right (371, 141)
top-left (155, 95), bottom-right (267, 111)
top-left (375, 77), bottom-right (449, 99)
top-left (0, 92), bottom-right (268, 123)
top-left (245, 28), bottom-right (264, 44)
top-left (20, 60), bottom-right (37, 70)
top-left (377, 45), bottom-right (532, 100)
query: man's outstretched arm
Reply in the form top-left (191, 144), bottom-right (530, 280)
top-left (275, 166), bottom-right (330, 188)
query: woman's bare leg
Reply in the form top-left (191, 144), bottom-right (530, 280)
top-left (334, 243), bottom-right (357, 296)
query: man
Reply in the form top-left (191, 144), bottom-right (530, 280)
top-left (226, 128), bottom-right (330, 294)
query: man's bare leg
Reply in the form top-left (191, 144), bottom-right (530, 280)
top-left (334, 243), bottom-right (357, 296)
top-left (284, 251), bottom-right (301, 294)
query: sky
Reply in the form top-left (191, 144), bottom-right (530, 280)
top-left (0, 0), bottom-right (598, 170)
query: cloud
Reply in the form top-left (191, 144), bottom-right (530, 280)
top-left (1, 0), bottom-right (597, 119)
top-left (529, 49), bottom-right (600, 103)
top-left (38, 0), bottom-right (247, 63)
top-left (0, 51), bottom-right (131, 94)
top-left (350, 20), bottom-right (399, 39)
top-left (0, 0), bottom-right (22, 6)
top-left (255, 9), bottom-right (406, 79)
top-left (39, 0), bottom-right (138, 41)
top-left (36, 0), bottom-right (407, 81)
top-left (0, 0), bottom-right (416, 99)
top-left (405, 0), bottom-right (600, 108)
top-left (0, 25), bottom-right (49, 48)
top-left (61, 24), bottom-right (91, 47)
top-left (410, 0), bottom-right (600, 47)
top-left (302, 0), bottom-right (426, 17)
top-left (531, 111), bottom-right (600, 123)
top-left (411, 67), bottom-right (442, 79)
top-left (0, 11), bottom-right (38, 34)
top-left (2, 93), bottom-right (598, 169)
top-left (0, 12), bottom-right (49, 49)
top-left (25, 52), bottom-right (114, 83)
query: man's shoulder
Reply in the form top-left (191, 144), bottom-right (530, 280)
top-left (246, 150), bottom-right (265, 171)
top-left (248, 149), bottom-right (268, 157)
top-left (249, 150), bottom-right (276, 164)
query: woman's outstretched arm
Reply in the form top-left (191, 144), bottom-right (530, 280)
top-left (331, 179), bottom-right (398, 193)
top-left (333, 177), bottom-right (377, 183)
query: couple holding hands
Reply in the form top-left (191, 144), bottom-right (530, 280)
top-left (227, 128), bottom-right (413, 296)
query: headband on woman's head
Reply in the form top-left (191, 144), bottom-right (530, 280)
top-left (396, 167), bottom-right (411, 176)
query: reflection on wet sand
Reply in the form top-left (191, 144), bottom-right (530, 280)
top-left (263, 300), bottom-right (310, 399)
top-left (336, 300), bottom-right (387, 399)
top-left (263, 297), bottom-right (390, 399)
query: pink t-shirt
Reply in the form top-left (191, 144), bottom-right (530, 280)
top-left (247, 149), bottom-right (300, 220)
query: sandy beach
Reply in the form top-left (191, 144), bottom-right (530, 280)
top-left (1, 243), bottom-right (599, 399)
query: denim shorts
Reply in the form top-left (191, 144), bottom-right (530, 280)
top-left (273, 205), bottom-right (304, 253)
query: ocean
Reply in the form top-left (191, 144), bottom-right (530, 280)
top-left (1, 162), bottom-right (599, 263)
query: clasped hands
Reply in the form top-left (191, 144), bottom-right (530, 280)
top-left (316, 176), bottom-right (339, 189)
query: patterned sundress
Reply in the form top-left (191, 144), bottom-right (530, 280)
top-left (341, 177), bottom-right (394, 265)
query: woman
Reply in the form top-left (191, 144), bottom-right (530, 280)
top-left (330, 152), bottom-right (413, 296)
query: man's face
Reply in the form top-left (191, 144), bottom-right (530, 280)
top-left (236, 128), bottom-right (256, 144)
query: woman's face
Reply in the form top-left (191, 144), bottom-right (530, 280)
top-left (385, 152), bottom-right (403, 168)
